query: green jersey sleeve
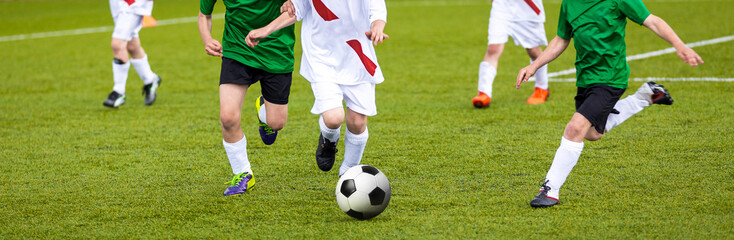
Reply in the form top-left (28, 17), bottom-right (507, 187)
top-left (620, 0), bottom-right (651, 25)
top-left (556, 4), bottom-right (573, 40)
top-left (200, 0), bottom-right (216, 15)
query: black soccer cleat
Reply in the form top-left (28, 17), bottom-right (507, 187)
top-left (142, 75), bottom-right (161, 106)
top-left (103, 91), bottom-right (126, 108)
top-left (646, 81), bottom-right (674, 105)
top-left (530, 180), bottom-right (559, 208)
top-left (315, 133), bottom-right (338, 171)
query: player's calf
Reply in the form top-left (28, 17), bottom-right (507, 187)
top-left (255, 95), bottom-right (278, 145)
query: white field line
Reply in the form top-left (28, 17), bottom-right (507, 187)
top-left (0, 14), bottom-right (224, 42)
top-left (549, 77), bottom-right (734, 82)
top-left (547, 35), bottom-right (734, 78)
top-left (0, 0), bottom-right (492, 42)
top-left (2, 6), bottom-right (732, 82)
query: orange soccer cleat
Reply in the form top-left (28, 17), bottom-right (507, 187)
top-left (472, 92), bottom-right (491, 108)
top-left (526, 87), bottom-right (549, 105)
top-left (142, 15), bottom-right (158, 28)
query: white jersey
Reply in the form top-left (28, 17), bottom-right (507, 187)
top-left (490, 0), bottom-right (545, 22)
top-left (109, 0), bottom-right (153, 17)
top-left (291, 0), bottom-right (387, 85)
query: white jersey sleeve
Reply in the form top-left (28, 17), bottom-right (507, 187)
top-left (368, 0), bottom-right (387, 24)
top-left (292, 0), bottom-right (310, 22)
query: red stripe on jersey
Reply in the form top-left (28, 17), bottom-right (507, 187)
top-left (313, 0), bottom-right (339, 21)
top-left (523, 0), bottom-right (541, 15)
top-left (346, 40), bottom-right (377, 76)
top-left (124, 0), bottom-right (135, 6)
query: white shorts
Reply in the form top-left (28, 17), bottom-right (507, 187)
top-left (487, 17), bottom-right (547, 48)
top-left (111, 12), bottom-right (143, 41)
top-left (110, 0), bottom-right (152, 41)
top-left (310, 82), bottom-right (377, 116)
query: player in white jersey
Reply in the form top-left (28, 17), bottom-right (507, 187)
top-left (245, 0), bottom-right (388, 176)
top-left (472, 0), bottom-right (549, 108)
top-left (104, 0), bottom-right (161, 108)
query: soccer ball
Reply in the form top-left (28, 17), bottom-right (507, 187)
top-left (335, 165), bottom-right (391, 220)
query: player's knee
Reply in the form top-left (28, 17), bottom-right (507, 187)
top-left (346, 119), bottom-right (367, 134)
top-left (322, 115), bottom-right (344, 129)
top-left (126, 44), bottom-right (141, 53)
top-left (220, 112), bottom-right (241, 130)
top-left (268, 120), bottom-right (286, 131)
top-left (585, 132), bottom-right (603, 141)
top-left (485, 44), bottom-right (503, 57)
top-left (564, 123), bottom-right (587, 139)
top-left (111, 41), bottom-right (125, 52)
top-left (347, 124), bottom-right (366, 135)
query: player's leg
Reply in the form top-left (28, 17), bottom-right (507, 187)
top-left (219, 58), bottom-right (259, 196)
top-left (338, 83), bottom-right (376, 176)
top-left (255, 71), bottom-right (292, 145)
top-left (510, 19), bottom-right (549, 104)
top-left (605, 82), bottom-right (673, 132)
top-left (310, 82), bottom-right (345, 172)
top-left (315, 107), bottom-right (344, 172)
top-left (341, 109), bottom-right (369, 176)
top-left (220, 83), bottom-right (255, 195)
top-left (104, 10), bottom-right (139, 108)
top-left (525, 46), bottom-right (550, 104)
top-left (127, 37), bottom-right (162, 105)
top-left (473, 15), bottom-right (510, 108)
top-left (105, 38), bottom-right (130, 108)
top-left (473, 44), bottom-right (503, 108)
top-left (255, 97), bottom-right (287, 144)
top-left (530, 85), bottom-right (625, 207)
top-left (530, 113), bottom-right (589, 207)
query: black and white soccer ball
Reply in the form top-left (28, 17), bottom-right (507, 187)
top-left (335, 165), bottom-right (391, 220)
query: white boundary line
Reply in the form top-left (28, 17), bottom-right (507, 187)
top-left (548, 35), bottom-right (734, 78)
top-left (1, 7), bottom-right (732, 82)
top-left (550, 77), bottom-right (734, 82)
top-left (0, 14), bottom-right (224, 42)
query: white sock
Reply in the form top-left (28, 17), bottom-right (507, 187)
top-left (319, 115), bottom-right (340, 142)
top-left (605, 95), bottom-right (650, 132)
top-left (633, 82), bottom-right (654, 104)
top-left (112, 59), bottom-right (130, 95)
top-left (130, 54), bottom-right (157, 84)
top-left (532, 59), bottom-right (549, 90)
top-left (478, 61), bottom-right (497, 97)
top-left (222, 135), bottom-right (251, 175)
top-left (258, 103), bottom-right (268, 124)
top-left (544, 136), bottom-right (584, 199)
top-left (340, 127), bottom-right (369, 176)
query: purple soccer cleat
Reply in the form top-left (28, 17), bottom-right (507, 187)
top-left (223, 172), bottom-right (256, 196)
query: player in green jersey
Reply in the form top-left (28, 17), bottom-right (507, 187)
top-left (516, 0), bottom-right (703, 207)
top-left (198, 0), bottom-right (296, 196)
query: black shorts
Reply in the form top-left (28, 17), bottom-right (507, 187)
top-left (575, 84), bottom-right (627, 134)
top-left (219, 57), bottom-right (292, 105)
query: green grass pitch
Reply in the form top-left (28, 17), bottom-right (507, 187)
top-left (1, 0), bottom-right (732, 238)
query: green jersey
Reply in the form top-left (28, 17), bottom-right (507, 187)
top-left (200, 0), bottom-right (295, 73)
top-left (557, 0), bottom-right (651, 89)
